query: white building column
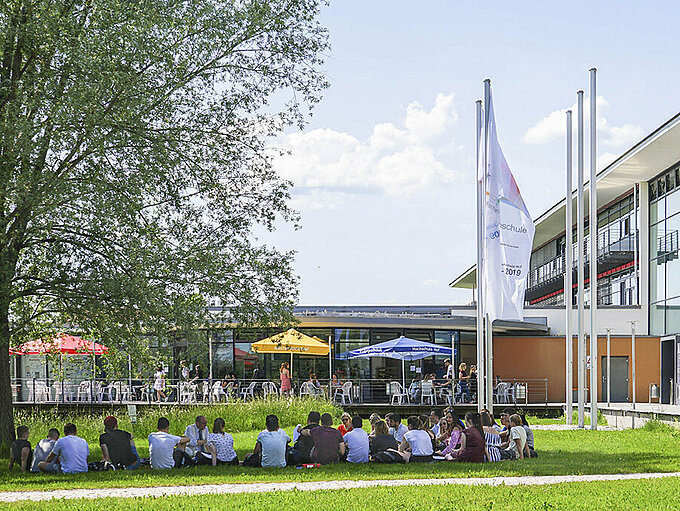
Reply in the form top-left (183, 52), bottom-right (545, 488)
top-left (638, 181), bottom-right (649, 334)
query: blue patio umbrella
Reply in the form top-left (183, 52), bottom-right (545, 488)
top-left (336, 336), bottom-right (454, 390)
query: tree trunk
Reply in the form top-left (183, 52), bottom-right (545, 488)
top-left (0, 301), bottom-right (15, 448)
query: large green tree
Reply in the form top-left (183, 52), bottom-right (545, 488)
top-left (0, 0), bottom-right (329, 444)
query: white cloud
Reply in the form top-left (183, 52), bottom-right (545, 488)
top-left (421, 278), bottom-right (439, 287)
top-left (523, 96), bottom-right (644, 149)
top-left (273, 93), bottom-right (462, 203)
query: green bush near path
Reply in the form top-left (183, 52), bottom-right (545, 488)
top-left (2, 477), bottom-right (680, 510)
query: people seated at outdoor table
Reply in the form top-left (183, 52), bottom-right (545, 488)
top-left (40, 423), bottom-right (88, 474)
top-left (499, 414), bottom-right (530, 460)
top-left (338, 412), bottom-right (353, 436)
top-left (308, 373), bottom-right (321, 389)
top-left (298, 412), bottom-right (344, 465)
top-left (148, 417), bottom-right (190, 469)
top-left (369, 420), bottom-right (398, 456)
top-left (207, 418), bottom-right (238, 465)
top-left (445, 411), bottom-right (487, 463)
top-left (184, 415), bottom-right (217, 466)
top-left (435, 410), bottom-right (464, 457)
top-left (398, 416), bottom-right (434, 463)
top-left (481, 410), bottom-right (502, 462)
top-left (386, 413), bottom-right (408, 443)
top-left (344, 416), bottom-right (369, 463)
top-left (8, 425), bottom-right (32, 472)
top-left (32, 428), bottom-right (60, 473)
top-left (368, 413), bottom-right (381, 437)
top-left (408, 376), bottom-right (421, 402)
top-left (248, 414), bottom-right (290, 468)
top-left (100, 415), bottom-right (140, 469)
top-left (331, 374), bottom-right (342, 389)
top-left (292, 411), bottom-right (320, 463)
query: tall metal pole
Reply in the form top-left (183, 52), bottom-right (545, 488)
top-left (577, 90), bottom-right (586, 429)
top-left (606, 329), bottom-right (611, 406)
top-left (483, 79), bottom-right (494, 411)
top-left (565, 109), bottom-right (574, 425)
top-left (475, 98), bottom-right (486, 412)
top-left (589, 68), bottom-right (598, 430)
top-left (631, 321), bottom-right (637, 410)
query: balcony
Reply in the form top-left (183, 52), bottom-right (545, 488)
top-left (526, 230), bottom-right (636, 303)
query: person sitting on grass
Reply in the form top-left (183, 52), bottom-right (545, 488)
top-left (32, 428), bottom-right (60, 473)
top-left (499, 414), bottom-right (530, 460)
top-left (386, 413), bottom-right (408, 443)
top-left (184, 415), bottom-right (217, 466)
top-left (369, 419), bottom-right (398, 457)
top-left (250, 414), bottom-right (290, 468)
top-left (481, 410), bottom-right (502, 462)
top-left (40, 423), bottom-right (88, 474)
top-left (398, 416), bottom-right (434, 463)
top-left (207, 418), bottom-right (238, 465)
top-left (292, 411), bottom-right (320, 464)
top-left (148, 417), bottom-right (191, 469)
top-left (338, 412), bottom-right (353, 436)
top-left (8, 425), bottom-right (32, 472)
top-left (419, 414), bottom-right (436, 451)
top-left (445, 411), bottom-right (487, 463)
top-left (368, 413), bottom-right (381, 437)
top-left (298, 412), bottom-right (344, 465)
top-left (344, 416), bottom-right (369, 463)
top-left (435, 410), bottom-right (464, 458)
top-left (429, 409), bottom-right (442, 437)
top-left (100, 415), bottom-right (140, 470)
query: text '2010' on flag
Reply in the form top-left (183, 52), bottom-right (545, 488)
top-left (479, 88), bottom-right (535, 323)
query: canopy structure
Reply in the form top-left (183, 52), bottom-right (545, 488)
top-left (336, 336), bottom-right (454, 389)
top-left (251, 328), bottom-right (330, 375)
top-left (9, 347), bottom-right (23, 355)
top-left (19, 334), bottom-right (109, 355)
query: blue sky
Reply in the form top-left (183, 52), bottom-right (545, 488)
top-left (261, 0), bottom-right (680, 305)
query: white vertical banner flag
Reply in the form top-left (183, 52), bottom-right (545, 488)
top-left (482, 90), bottom-right (535, 322)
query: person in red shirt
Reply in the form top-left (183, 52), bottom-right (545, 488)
top-left (337, 412), bottom-right (353, 436)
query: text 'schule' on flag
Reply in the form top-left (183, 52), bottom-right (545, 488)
top-left (481, 90), bottom-right (535, 322)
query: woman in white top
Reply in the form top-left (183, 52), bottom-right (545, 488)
top-left (207, 418), bottom-right (238, 465)
top-left (153, 366), bottom-right (167, 402)
top-left (398, 416), bottom-right (434, 463)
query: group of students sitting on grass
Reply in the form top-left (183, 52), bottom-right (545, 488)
top-left (8, 406), bottom-right (536, 472)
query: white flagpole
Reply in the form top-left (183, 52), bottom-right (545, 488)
top-left (589, 67), bottom-right (598, 430)
top-left (565, 109), bottom-right (574, 425)
top-left (577, 89), bottom-right (586, 429)
top-left (475, 98), bottom-right (486, 412)
top-left (483, 79), bottom-right (494, 410)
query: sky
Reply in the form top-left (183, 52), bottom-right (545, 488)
top-left (260, 0), bottom-right (680, 306)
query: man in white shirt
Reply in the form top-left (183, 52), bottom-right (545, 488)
top-left (429, 409), bottom-right (441, 437)
top-left (444, 359), bottom-right (454, 381)
top-left (500, 414), bottom-right (530, 460)
top-left (40, 423), bottom-right (88, 474)
top-left (183, 415), bottom-right (216, 465)
top-left (33, 428), bottom-right (60, 473)
top-left (344, 416), bottom-right (369, 463)
top-left (148, 417), bottom-right (190, 469)
top-left (386, 413), bottom-right (408, 443)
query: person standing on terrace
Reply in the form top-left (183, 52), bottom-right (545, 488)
top-left (280, 362), bottom-right (292, 397)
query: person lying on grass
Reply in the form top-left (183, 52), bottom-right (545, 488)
top-left (8, 425), bottom-right (32, 472)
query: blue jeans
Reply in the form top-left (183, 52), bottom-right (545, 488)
top-left (125, 444), bottom-right (141, 470)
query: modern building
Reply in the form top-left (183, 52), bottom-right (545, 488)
top-left (450, 111), bottom-right (680, 406)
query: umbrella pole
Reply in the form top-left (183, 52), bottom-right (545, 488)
top-left (328, 334), bottom-right (332, 383)
top-left (402, 358), bottom-right (405, 394)
top-left (128, 353), bottom-right (132, 401)
top-left (290, 352), bottom-right (293, 381)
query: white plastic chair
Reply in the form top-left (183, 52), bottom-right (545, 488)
top-left (420, 381), bottom-right (436, 405)
top-left (263, 381), bottom-right (279, 398)
top-left (389, 381), bottom-right (408, 405)
top-left (299, 381), bottom-right (315, 398)
top-left (212, 381), bottom-right (228, 402)
top-left (77, 381), bottom-right (92, 402)
top-left (27, 380), bottom-right (49, 402)
top-left (494, 382), bottom-right (512, 404)
top-left (240, 381), bottom-right (257, 401)
top-left (334, 381), bottom-right (352, 404)
top-left (180, 382), bottom-right (197, 403)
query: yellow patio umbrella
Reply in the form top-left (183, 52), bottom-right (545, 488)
top-left (251, 328), bottom-right (330, 375)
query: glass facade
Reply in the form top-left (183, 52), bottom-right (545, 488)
top-left (650, 163), bottom-right (680, 334)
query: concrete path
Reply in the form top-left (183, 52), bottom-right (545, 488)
top-left (1, 471), bottom-right (679, 502)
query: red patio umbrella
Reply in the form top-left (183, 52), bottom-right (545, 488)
top-left (19, 334), bottom-right (109, 355)
top-left (9, 347), bottom-right (23, 355)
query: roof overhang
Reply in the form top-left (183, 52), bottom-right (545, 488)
top-left (451, 111), bottom-right (680, 289)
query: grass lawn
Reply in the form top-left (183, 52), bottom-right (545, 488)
top-left (1, 423), bottom-right (679, 492)
top-left (2, 477), bottom-right (680, 510)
